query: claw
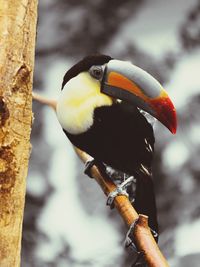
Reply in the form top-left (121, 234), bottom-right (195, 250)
top-left (107, 176), bottom-right (135, 209)
top-left (125, 220), bottom-right (158, 247)
top-left (84, 157), bottom-right (96, 178)
top-left (107, 186), bottom-right (129, 209)
top-left (126, 220), bottom-right (157, 266)
top-left (125, 219), bottom-right (147, 266)
top-left (150, 228), bottom-right (159, 239)
top-left (124, 218), bottom-right (139, 249)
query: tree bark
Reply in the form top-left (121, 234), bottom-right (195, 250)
top-left (0, 1), bottom-right (38, 266)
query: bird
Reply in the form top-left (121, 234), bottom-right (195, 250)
top-left (56, 54), bottom-right (177, 244)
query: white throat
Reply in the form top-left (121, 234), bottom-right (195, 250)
top-left (56, 72), bottom-right (113, 135)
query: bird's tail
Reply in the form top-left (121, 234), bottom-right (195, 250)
top-left (134, 172), bottom-right (159, 242)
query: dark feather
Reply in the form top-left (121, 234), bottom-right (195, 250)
top-left (66, 102), bottom-right (154, 174)
top-left (135, 173), bottom-right (159, 240)
top-left (65, 101), bottom-right (158, 237)
top-left (62, 54), bottom-right (112, 89)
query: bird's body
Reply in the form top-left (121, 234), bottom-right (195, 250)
top-left (56, 54), bottom-right (177, 242)
top-left (65, 102), bottom-right (154, 176)
top-left (64, 100), bottom-right (158, 233)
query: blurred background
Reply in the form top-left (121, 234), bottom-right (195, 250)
top-left (22, 0), bottom-right (200, 266)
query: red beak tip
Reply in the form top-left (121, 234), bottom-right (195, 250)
top-left (171, 127), bottom-right (177, 134)
top-left (169, 114), bottom-right (177, 134)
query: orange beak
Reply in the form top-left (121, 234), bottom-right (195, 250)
top-left (101, 60), bottom-right (177, 134)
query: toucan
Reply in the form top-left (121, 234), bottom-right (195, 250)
top-left (56, 54), bottom-right (177, 243)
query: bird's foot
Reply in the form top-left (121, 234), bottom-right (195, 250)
top-left (124, 218), bottom-right (138, 249)
top-left (125, 219), bottom-right (147, 267)
top-left (150, 228), bottom-right (159, 240)
top-left (107, 176), bottom-right (135, 209)
top-left (125, 220), bottom-right (158, 266)
top-left (125, 219), bottom-right (158, 246)
top-left (106, 186), bottom-right (129, 208)
top-left (84, 157), bottom-right (96, 178)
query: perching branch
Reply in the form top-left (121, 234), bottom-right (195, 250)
top-left (33, 92), bottom-right (170, 267)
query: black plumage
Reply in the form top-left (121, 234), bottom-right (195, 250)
top-left (65, 102), bottom-right (158, 235)
top-left (66, 103), bottom-right (154, 175)
top-left (62, 54), bottom-right (112, 89)
top-left (61, 55), bottom-right (158, 237)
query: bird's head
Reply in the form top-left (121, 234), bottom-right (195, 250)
top-left (57, 55), bottom-right (177, 135)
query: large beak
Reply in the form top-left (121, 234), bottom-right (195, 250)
top-left (101, 59), bottom-right (177, 134)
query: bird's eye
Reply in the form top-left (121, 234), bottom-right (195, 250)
top-left (89, 66), bottom-right (103, 80)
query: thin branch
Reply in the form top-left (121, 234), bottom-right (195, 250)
top-left (33, 92), bottom-right (170, 267)
top-left (32, 91), bottom-right (57, 111)
top-left (75, 148), bottom-right (169, 267)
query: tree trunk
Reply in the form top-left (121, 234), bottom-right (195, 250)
top-left (0, 1), bottom-right (38, 266)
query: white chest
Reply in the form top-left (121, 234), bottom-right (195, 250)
top-left (56, 72), bottom-right (113, 135)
